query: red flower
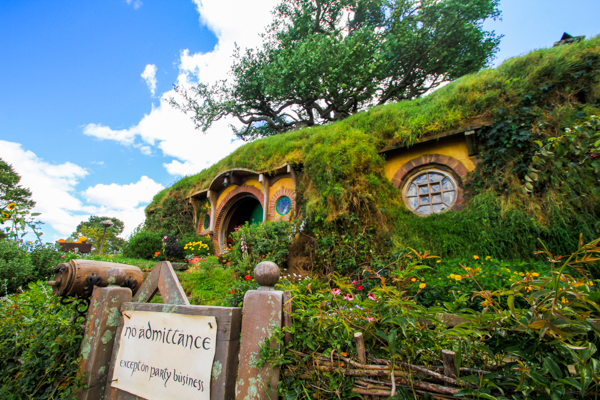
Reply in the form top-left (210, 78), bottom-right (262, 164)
top-left (357, 285), bottom-right (364, 291)
top-left (244, 275), bottom-right (252, 280)
top-left (230, 290), bottom-right (235, 294)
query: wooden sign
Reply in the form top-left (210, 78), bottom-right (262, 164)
top-left (111, 311), bottom-right (217, 400)
top-left (105, 302), bottom-right (241, 400)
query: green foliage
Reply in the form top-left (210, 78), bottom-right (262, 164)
top-left (267, 241), bottom-right (600, 399)
top-left (0, 157), bottom-right (34, 213)
top-left (302, 213), bottom-right (393, 275)
top-left (173, 0), bottom-right (500, 139)
top-left (178, 257), bottom-right (237, 306)
top-left (70, 216), bottom-right (125, 253)
top-left (227, 275), bottom-right (259, 307)
top-left (0, 241), bottom-right (62, 294)
top-left (229, 221), bottom-right (294, 272)
top-left (145, 197), bottom-right (195, 236)
top-left (0, 282), bottom-right (84, 399)
top-left (123, 230), bottom-right (162, 260)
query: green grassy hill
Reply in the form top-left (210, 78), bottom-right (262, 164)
top-left (147, 36), bottom-right (600, 266)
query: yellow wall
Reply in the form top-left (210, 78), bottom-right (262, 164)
top-left (383, 136), bottom-right (475, 181)
top-left (269, 177), bottom-right (294, 202)
top-left (216, 184), bottom-right (238, 208)
top-left (243, 179), bottom-right (263, 192)
top-left (215, 179), bottom-right (265, 209)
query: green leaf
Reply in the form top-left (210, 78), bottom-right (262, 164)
top-left (544, 357), bottom-right (563, 379)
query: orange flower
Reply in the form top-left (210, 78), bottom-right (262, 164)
top-left (154, 252), bottom-right (160, 257)
top-left (7, 203), bottom-right (16, 210)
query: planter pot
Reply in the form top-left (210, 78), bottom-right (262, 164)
top-left (56, 242), bottom-right (93, 254)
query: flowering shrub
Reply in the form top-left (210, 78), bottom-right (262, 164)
top-left (261, 239), bottom-right (600, 399)
top-left (183, 241), bottom-right (210, 258)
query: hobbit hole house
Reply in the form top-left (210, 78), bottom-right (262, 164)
top-left (186, 118), bottom-right (487, 253)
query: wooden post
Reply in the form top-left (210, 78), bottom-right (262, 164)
top-left (78, 286), bottom-right (132, 400)
top-left (236, 261), bottom-right (283, 400)
top-left (354, 332), bottom-right (366, 364)
top-left (442, 350), bottom-right (457, 378)
top-left (282, 290), bottom-right (292, 347)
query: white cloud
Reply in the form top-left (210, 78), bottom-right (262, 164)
top-left (0, 140), bottom-right (89, 237)
top-left (141, 64), bottom-right (157, 96)
top-left (0, 141), bottom-right (163, 240)
top-left (82, 177), bottom-right (164, 237)
top-left (84, 123), bottom-right (136, 146)
top-left (126, 0), bottom-right (142, 10)
top-left (82, 176), bottom-right (163, 210)
top-left (82, 0), bottom-right (282, 177)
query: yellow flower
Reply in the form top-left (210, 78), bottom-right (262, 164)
top-left (532, 272), bottom-right (540, 277)
top-left (455, 276), bottom-right (462, 281)
top-left (561, 296), bottom-right (568, 304)
top-left (7, 202), bottom-right (16, 210)
top-left (28, 241), bottom-right (32, 244)
top-left (1, 212), bottom-right (8, 219)
top-left (590, 281), bottom-right (595, 286)
top-left (419, 283), bottom-right (426, 289)
top-left (436, 260), bottom-right (441, 263)
top-left (449, 274), bottom-right (455, 279)
top-left (411, 278), bottom-right (417, 282)
top-left (457, 290), bottom-right (461, 293)
top-left (473, 255), bottom-right (479, 260)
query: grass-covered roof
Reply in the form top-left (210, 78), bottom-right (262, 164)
top-left (149, 35), bottom-right (600, 211)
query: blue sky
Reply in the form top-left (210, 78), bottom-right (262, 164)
top-left (0, 0), bottom-right (599, 241)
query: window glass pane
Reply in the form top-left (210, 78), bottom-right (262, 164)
top-left (444, 191), bottom-right (455, 204)
top-left (276, 196), bottom-right (292, 215)
top-left (420, 196), bottom-right (430, 205)
top-left (432, 194), bottom-right (442, 203)
top-left (419, 186), bottom-right (429, 194)
top-left (408, 197), bottom-right (418, 209)
top-left (429, 173), bottom-right (443, 183)
top-left (430, 184), bottom-right (440, 192)
top-left (407, 184), bottom-right (417, 196)
top-left (414, 174), bottom-right (428, 185)
top-left (433, 203), bottom-right (447, 213)
top-left (442, 178), bottom-right (453, 190)
top-left (417, 205), bottom-right (431, 214)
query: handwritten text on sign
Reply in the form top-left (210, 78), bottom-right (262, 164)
top-left (111, 311), bottom-right (217, 400)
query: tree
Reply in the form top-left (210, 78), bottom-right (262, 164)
top-left (71, 216), bottom-right (125, 253)
top-left (0, 158), bottom-right (42, 242)
top-left (172, 0), bottom-right (501, 140)
top-left (0, 158), bottom-right (34, 212)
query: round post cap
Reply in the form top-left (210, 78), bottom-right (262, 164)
top-left (254, 261), bottom-right (280, 288)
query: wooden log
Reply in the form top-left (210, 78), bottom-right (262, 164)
top-left (367, 356), bottom-right (476, 388)
top-left (354, 332), bottom-right (366, 364)
top-left (442, 350), bottom-right (457, 378)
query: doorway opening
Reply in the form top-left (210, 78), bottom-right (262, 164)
top-left (220, 195), bottom-right (263, 249)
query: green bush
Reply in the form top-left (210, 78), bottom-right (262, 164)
top-left (123, 230), bottom-right (162, 259)
top-left (0, 282), bottom-right (83, 399)
top-left (229, 221), bottom-right (294, 272)
top-left (0, 241), bottom-right (61, 294)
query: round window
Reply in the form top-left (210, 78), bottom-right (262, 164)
top-left (203, 214), bottom-right (211, 230)
top-left (276, 196), bottom-right (292, 216)
top-left (404, 170), bottom-right (457, 215)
